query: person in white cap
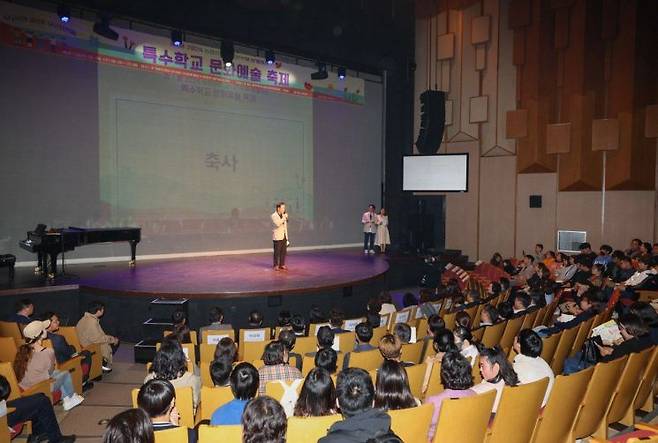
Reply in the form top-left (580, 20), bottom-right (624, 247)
top-left (13, 320), bottom-right (84, 411)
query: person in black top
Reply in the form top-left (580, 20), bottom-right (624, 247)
top-left (596, 313), bottom-right (653, 363)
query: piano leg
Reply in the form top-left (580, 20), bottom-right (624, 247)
top-left (48, 252), bottom-right (58, 279)
top-left (129, 240), bottom-right (138, 266)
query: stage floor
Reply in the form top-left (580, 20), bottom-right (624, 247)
top-left (2, 249), bottom-right (389, 299)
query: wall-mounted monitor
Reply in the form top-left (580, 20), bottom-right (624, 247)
top-left (402, 154), bottom-right (469, 192)
top-left (557, 230), bottom-right (587, 253)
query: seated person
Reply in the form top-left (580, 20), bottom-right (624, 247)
top-left (497, 302), bottom-right (514, 321)
top-left (210, 362), bottom-right (259, 425)
top-left (373, 360), bottom-right (418, 410)
top-left (144, 337), bottom-right (201, 410)
top-left (422, 329), bottom-right (458, 394)
top-left (319, 368), bottom-right (392, 443)
top-left (209, 359), bottom-right (232, 387)
top-left (596, 313), bottom-right (654, 363)
top-left (511, 293), bottom-right (530, 317)
top-left (0, 374), bottom-right (75, 443)
top-left (471, 346), bottom-right (520, 412)
top-left (103, 408), bottom-right (154, 443)
top-left (455, 311), bottom-right (472, 329)
top-left (314, 348), bottom-right (338, 374)
top-left (307, 326), bottom-right (335, 356)
top-left (393, 323), bottom-right (412, 344)
top-left (278, 329), bottom-right (303, 370)
top-left (309, 305), bottom-right (328, 324)
top-left (6, 298), bottom-right (33, 324)
top-left (290, 315), bottom-right (307, 337)
top-left (611, 255), bottom-right (636, 283)
top-left (329, 308), bottom-right (348, 334)
top-left (168, 309), bottom-right (191, 343)
top-left (15, 320), bottom-right (84, 411)
top-left (76, 301), bottom-right (119, 372)
top-left (630, 302), bottom-right (658, 345)
top-left (424, 352), bottom-right (476, 441)
top-left (512, 329), bottom-right (554, 406)
top-left (43, 311), bottom-right (93, 386)
top-left (199, 307), bottom-right (232, 336)
top-left (483, 282), bottom-right (501, 303)
top-left (453, 326), bottom-right (479, 365)
top-left (277, 310), bottom-right (292, 329)
top-left (257, 341), bottom-right (302, 396)
top-left (378, 334), bottom-right (412, 366)
top-left (343, 322), bottom-right (376, 369)
top-left (366, 298), bottom-right (382, 328)
top-left (378, 292), bottom-right (397, 315)
top-left (402, 292), bottom-right (418, 308)
top-left (137, 378), bottom-right (196, 443)
top-left (294, 367), bottom-right (337, 417)
top-left (539, 292), bottom-right (599, 336)
top-left (242, 396), bottom-right (287, 443)
top-left (477, 304), bottom-right (500, 328)
top-left (247, 310), bottom-right (264, 328)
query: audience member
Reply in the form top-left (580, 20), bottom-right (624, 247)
top-left (278, 329), bottom-right (303, 371)
top-left (103, 408), bottom-right (154, 443)
top-left (247, 310), bottom-right (264, 328)
top-left (455, 311), bottom-right (472, 329)
top-left (308, 326), bottom-right (335, 356)
top-left (630, 302), bottom-right (658, 344)
top-left (14, 320), bottom-right (84, 411)
top-left (314, 348), bottom-right (338, 374)
top-left (378, 333), bottom-right (411, 366)
top-left (418, 289), bottom-right (438, 318)
top-left (512, 329), bottom-right (554, 406)
top-left (43, 311), bottom-right (93, 387)
top-left (329, 308), bottom-right (348, 334)
top-left (626, 238), bottom-right (643, 258)
top-left (373, 360), bottom-right (417, 411)
top-left (424, 351), bottom-right (476, 440)
top-left (167, 309), bottom-right (191, 344)
top-left (277, 310), bottom-right (292, 328)
top-left (353, 322), bottom-right (375, 352)
top-left (242, 396), bottom-right (287, 443)
top-left (209, 359), bottom-right (232, 387)
top-left (257, 341), bottom-right (302, 396)
top-left (137, 379), bottom-right (196, 443)
top-left (145, 337), bottom-right (201, 409)
top-left (210, 362), bottom-right (259, 425)
top-left (0, 374), bottom-right (75, 443)
top-left (393, 323), bottom-right (412, 344)
top-left (596, 313), bottom-right (653, 363)
top-left (422, 329), bottom-right (458, 394)
top-left (579, 242), bottom-right (597, 262)
top-left (309, 305), bottom-right (327, 324)
top-left (6, 298), bottom-right (33, 324)
top-left (290, 314), bottom-right (307, 336)
top-left (199, 307), bottom-right (232, 336)
top-left (490, 252), bottom-right (503, 268)
top-left (293, 367), bottom-right (337, 417)
top-left (402, 292), bottom-right (418, 308)
top-left (378, 292), bottom-right (397, 315)
top-left (512, 293), bottom-right (530, 316)
top-left (478, 304), bottom-right (500, 327)
top-left (471, 347), bottom-right (519, 412)
top-left (76, 301), bottom-right (119, 372)
top-left (497, 301), bottom-right (514, 321)
top-left (319, 368), bottom-right (392, 443)
top-left (366, 298), bottom-right (382, 328)
top-left (594, 244), bottom-right (614, 268)
top-left (212, 337), bottom-right (237, 362)
top-left (453, 326), bottom-right (479, 365)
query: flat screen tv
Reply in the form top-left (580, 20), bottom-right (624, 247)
top-left (402, 154), bottom-right (468, 192)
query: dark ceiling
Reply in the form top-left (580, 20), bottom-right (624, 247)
top-left (57, 0), bottom-right (416, 75)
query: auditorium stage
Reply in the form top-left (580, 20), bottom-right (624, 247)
top-left (1, 249), bottom-right (389, 298)
top-left (0, 250), bottom-right (391, 342)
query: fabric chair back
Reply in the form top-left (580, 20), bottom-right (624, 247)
top-left (335, 332), bottom-right (356, 354)
top-left (521, 309), bottom-right (539, 330)
top-left (0, 361), bottom-right (51, 403)
top-left (0, 321), bottom-right (23, 344)
top-left (346, 348), bottom-right (383, 371)
top-left (154, 426), bottom-right (188, 443)
top-left (481, 321), bottom-right (506, 348)
top-left (423, 361), bottom-right (443, 399)
top-left (286, 414), bottom-right (341, 443)
top-left (539, 331), bottom-right (561, 364)
top-left (487, 378), bottom-right (549, 443)
top-left (0, 337), bottom-right (18, 362)
top-left (389, 403), bottom-right (433, 443)
top-left (432, 390), bottom-right (496, 443)
top-left (600, 346), bottom-right (654, 438)
top-left (58, 326), bottom-right (103, 380)
top-left (201, 329), bottom-right (235, 345)
top-left (200, 385), bottom-right (234, 421)
top-left (550, 324), bottom-right (579, 374)
top-left (442, 312), bottom-right (457, 330)
top-left (633, 346), bottom-right (658, 415)
top-left (371, 327), bottom-right (389, 346)
top-left (499, 316), bottom-right (525, 352)
top-left (164, 330), bottom-right (198, 346)
top-left (404, 363), bottom-right (427, 399)
top-left (198, 424), bottom-right (242, 443)
top-left (530, 365), bottom-right (593, 443)
top-left (569, 316), bottom-right (596, 358)
top-left (571, 356), bottom-right (628, 440)
top-left (400, 341), bottom-right (424, 364)
top-left (240, 339), bottom-right (273, 363)
top-left (291, 336), bottom-right (318, 356)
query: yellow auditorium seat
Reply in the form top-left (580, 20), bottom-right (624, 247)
top-left (0, 362), bottom-right (52, 403)
top-left (480, 321), bottom-right (506, 348)
top-left (432, 389), bottom-right (496, 443)
top-left (631, 346), bottom-right (658, 419)
top-left (58, 326), bottom-right (103, 381)
top-left (389, 403), bottom-right (433, 443)
top-left (498, 316), bottom-right (524, 353)
top-left (568, 316), bottom-right (596, 358)
top-left (163, 330), bottom-right (198, 346)
top-left (198, 424), bottom-right (242, 443)
top-left (486, 378), bottom-right (549, 443)
top-left (286, 414), bottom-right (341, 442)
top-left (200, 328), bottom-right (235, 345)
top-left (400, 341), bottom-right (424, 364)
top-left (154, 426), bottom-right (188, 443)
top-left (530, 365), bottom-right (593, 443)
top-left (0, 337), bottom-right (18, 362)
top-left (538, 331), bottom-right (561, 364)
top-left (345, 348), bottom-right (383, 371)
top-left (199, 385), bottom-right (234, 421)
top-left (549, 324), bottom-right (579, 375)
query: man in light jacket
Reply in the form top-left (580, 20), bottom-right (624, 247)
top-left (76, 301), bottom-right (119, 372)
top-left (361, 204), bottom-right (377, 254)
top-left (271, 201), bottom-right (289, 271)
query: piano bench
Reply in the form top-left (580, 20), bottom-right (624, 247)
top-left (0, 254), bottom-right (16, 278)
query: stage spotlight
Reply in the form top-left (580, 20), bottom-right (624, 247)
top-left (171, 30), bottom-right (183, 47)
top-left (265, 49), bottom-right (275, 65)
top-left (311, 62), bottom-right (328, 80)
top-left (221, 40), bottom-right (234, 67)
top-left (57, 5), bottom-right (70, 23)
top-left (337, 67), bottom-right (346, 80)
top-left (93, 16), bottom-right (119, 41)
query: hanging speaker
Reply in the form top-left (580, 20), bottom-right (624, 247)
top-left (416, 90), bottom-right (446, 154)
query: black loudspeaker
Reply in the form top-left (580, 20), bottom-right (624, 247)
top-left (529, 195), bottom-right (542, 208)
top-left (415, 90), bottom-right (446, 154)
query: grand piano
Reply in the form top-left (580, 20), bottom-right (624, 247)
top-left (19, 225), bottom-right (141, 278)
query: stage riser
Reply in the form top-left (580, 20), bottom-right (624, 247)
top-left (0, 276), bottom-right (386, 343)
